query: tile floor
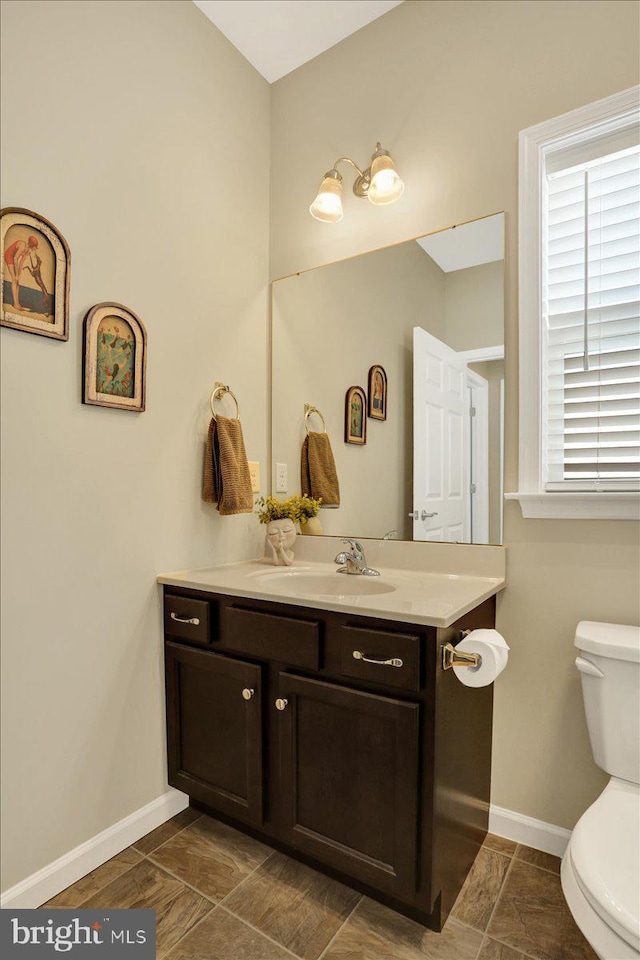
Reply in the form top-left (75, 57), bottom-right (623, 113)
top-left (42, 809), bottom-right (597, 960)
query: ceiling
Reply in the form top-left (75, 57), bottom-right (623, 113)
top-left (417, 214), bottom-right (505, 273)
top-left (192, 0), bottom-right (404, 83)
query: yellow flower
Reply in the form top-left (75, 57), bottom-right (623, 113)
top-left (255, 494), bottom-right (322, 524)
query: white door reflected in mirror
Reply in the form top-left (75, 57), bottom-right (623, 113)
top-left (413, 326), bottom-right (470, 542)
top-left (412, 327), bottom-right (500, 544)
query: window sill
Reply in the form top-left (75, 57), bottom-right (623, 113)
top-left (504, 492), bottom-right (640, 520)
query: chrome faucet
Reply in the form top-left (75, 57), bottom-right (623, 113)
top-left (334, 539), bottom-right (380, 577)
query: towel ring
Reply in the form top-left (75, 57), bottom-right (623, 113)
top-left (304, 403), bottom-right (327, 434)
top-left (210, 382), bottom-right (240, 420)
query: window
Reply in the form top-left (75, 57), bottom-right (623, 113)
top-left (508, 87), bottom-right (640, 519)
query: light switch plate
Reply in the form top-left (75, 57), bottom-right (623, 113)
top-left (276, 462), bottom-right (288, 493)
top-left (248, 461), bottom-right (260, 494)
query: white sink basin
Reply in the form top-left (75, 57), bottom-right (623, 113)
top-left (259, 571), bottom-right (397, 597)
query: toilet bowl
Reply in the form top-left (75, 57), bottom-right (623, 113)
top-left (561, 622), bottom-right (640, 960)
top-left (562, 778), bottom-right (639, 959)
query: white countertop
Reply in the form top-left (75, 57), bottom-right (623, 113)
top-left (157, 554), bottom-right (506, 628)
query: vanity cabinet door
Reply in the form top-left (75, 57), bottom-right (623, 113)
top-left (277, 673), bottom-right (420, 898)
top-left (165, 642), bottom-right (264, 826)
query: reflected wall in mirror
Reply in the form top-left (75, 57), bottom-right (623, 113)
top-left (271, 213), bottom-right (505, 544)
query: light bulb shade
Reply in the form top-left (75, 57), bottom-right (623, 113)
top-left (368, 151), bottom-right (404, 205)
top-left (309, 171), bottom-right (344, 222)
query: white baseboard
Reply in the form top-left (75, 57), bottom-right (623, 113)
top-left (1, 792), bottom-right (569, 909)
top-left (489, 803), bottom-right (572, 857)
top-left (1, 787), bottom-right (189, 910)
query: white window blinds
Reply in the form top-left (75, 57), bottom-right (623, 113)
top-left (542, 138), bottom-right (640, 491)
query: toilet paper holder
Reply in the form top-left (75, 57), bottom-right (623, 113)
top-left (441, 631), bottom-right (481, 671)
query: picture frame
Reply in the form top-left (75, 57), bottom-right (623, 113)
top-left (83, 302), bottom-right (147, 412)
top-left (368, 364), bottom-right (387, 420)
top-left (1, 207), bottom-right (70, 341)
top-left (345, 385), bottom-right (367, 444)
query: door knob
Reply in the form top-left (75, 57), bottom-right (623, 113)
top-left (242, 688), bottom-right (255, 701)
top-left (275, 698), bottom-right (288, 711)
top-left (408, 510), bottom-right (439, 520)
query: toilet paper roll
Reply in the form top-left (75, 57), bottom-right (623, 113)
top-left (452, 629), bottom-right (510, 688)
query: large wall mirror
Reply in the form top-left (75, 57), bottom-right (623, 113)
top-left (271, 212), bottom-right (505, 545)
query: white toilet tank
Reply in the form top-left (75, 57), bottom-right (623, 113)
top-left (575, 621), bottom-right (640, 785)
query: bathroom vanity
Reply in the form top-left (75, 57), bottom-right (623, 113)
top-left (158, 542), bottom-right (506, 930)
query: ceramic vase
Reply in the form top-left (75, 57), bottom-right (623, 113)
top-left (266, 518), bottom-right (297, 566)
top-left (300, 516), bottom-right (323, 536)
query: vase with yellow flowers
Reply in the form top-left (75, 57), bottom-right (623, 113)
top-left (256, 494), bottom-right (323, 564)
top-left (290, 494), bottom-right (323, 536)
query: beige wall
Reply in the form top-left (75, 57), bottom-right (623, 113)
top-left (0, 0), bottom-right (270, 891)
top-left (271, 0), bottom-right (640, 827)
top-left (445, 260), bottom-right (504, 352)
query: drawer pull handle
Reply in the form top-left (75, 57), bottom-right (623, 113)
top-left (353, 650), bottom-right (404, 668)
top-left (242, 688), bottom-right (255, 701)
top-left (170, 612), bottom-right (200, 626)
top-left (275, 698), bottom-right (288, 711)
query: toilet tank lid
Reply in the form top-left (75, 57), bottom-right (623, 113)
top-left (575, 621), bottom-right (640, 662)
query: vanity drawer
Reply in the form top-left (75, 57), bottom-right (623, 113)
top-left (164, 595), bottom-right (211, 646)
top-left (223, 605), bottom-right (320, 670)
top-left (340, 624), bottom-right (420, 691)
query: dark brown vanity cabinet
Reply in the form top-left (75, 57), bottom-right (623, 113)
top-left (163, 587), bottom-right (495, 931)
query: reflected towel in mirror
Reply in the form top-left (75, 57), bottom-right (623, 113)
top-left (203, 416), bottom-right (253, 515)
top-left (301, 431), bottom-right (340, 507)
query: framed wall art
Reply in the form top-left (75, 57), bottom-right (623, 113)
top-left (345, 385), bottom-right (367, 444)
top-left (368, 364), bottom-right (387, 420)
top-left (1, 207), bottom-right (70, 340)
top-left (83, 302), bottom-right (147, 412)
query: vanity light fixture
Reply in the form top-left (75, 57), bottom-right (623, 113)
top-left (309, 142), bottom-right (404, 223)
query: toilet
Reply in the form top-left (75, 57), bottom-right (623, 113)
top-left (561, 621), bottom-right (640, 960)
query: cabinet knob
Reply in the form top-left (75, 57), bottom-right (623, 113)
top-left (275, 698), bottom-right (288, 711)
top-left (242, 688), bottom-right (255, 701)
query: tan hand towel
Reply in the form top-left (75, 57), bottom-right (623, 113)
top-left (203, 416), bottom-right (253, 515)
top-left (301, 431), bottom-right (340, 507)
